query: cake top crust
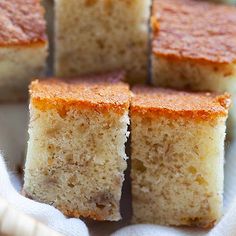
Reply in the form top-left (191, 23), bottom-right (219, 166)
top-left (30, 72), bottom-right (130, 115)
top-left (131, 86), bottom-right (231, 121)
top-left (152, 0), bottom-right (236, 64)
top-left (0, 0), bottom-right (47, 46)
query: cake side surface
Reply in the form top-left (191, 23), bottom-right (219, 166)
top-left (0, 0), bottom-right (48, 101)
top-left (131, 87), bottom-right (229, 227)
top-left (0, 44), bottom-right (48, 101)
top-left (24, 106), bottom-right (129, 221)
top-left (55, 0), bottom-right (151, 84)
top-left (152, 56), bottom-right (236, 93)
top-left (131, 115), bottom-right (226, 227)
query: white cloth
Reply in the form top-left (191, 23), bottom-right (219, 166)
top-left (0, 154), bottom-right (89, 236)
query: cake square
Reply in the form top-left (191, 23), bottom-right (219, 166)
top-left (131, 86), bottom-right (230, 227)
top-left (151, 0), bottom-right (236, 94)
top-left (54, 0), bottom-right (151, 84)
top-left (0, 0), bottom-right (48, 101)
top-left (23, 72), bottom-right (130, 221)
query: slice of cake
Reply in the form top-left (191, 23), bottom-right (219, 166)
top-left (151, 0), bottom-right (236, 94)
top-left (54, 0), bottom-right (151, 84)
top-left (0, 0), bottom-right (48, 101)
top-left (23, 72), bottom-right (130, 221)
top-left (131, 86), bottom-right (230, 227)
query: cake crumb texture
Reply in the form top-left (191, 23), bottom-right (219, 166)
top-left (55, 0), bottom-right (151, 84)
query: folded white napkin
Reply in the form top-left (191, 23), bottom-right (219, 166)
top-left (0, 154), bottom-right (89, 236)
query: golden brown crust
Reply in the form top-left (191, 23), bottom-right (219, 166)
top-left (0, 0), bottom-right (47, 46)
top-left (152, 0), bottom-right (236, 64)
top-left (30, 72), bottom-right (130, 116)
top-left (131, 86), bottom-right (231, 121)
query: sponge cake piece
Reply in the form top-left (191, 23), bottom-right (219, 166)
top-left (131, 86), bottom-right (230, 227)
top-left (151, 0), bottom-right (236, 94)
top-left (0, 0), bottom-right (48, 101)
top-left (54, 0), bottom-right (151, 84)
top-left (23, 72), bottom-right (130, 221)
